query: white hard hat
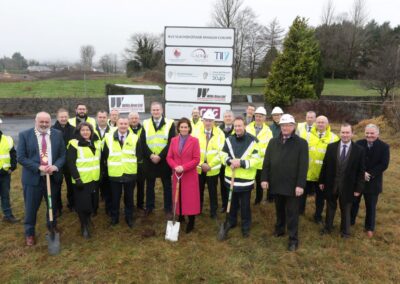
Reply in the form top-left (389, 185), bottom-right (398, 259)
top-left (255, 107), bottom-right (267, 116)
top-left (0, 118), bottom-right (2, 124)
top-left (279, 114), bottom-right (296, 124)
top-left (202, 109), bottom-right (215, 120)
top-left (271, 106), bottom-right (284, 115)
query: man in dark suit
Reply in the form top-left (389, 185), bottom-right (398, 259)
top-left (51, 108), bottom-right (75, 214)
top-left (17, 112), bottom-right (66, 246)
top-left (351, 124), bottom-right (390, 238)
top-left (319, 123), bottom-right (365, 238)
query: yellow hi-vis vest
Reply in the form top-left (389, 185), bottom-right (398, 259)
top-left (143, 118), bottom-right (174, 155)
top-left (246, 122), bottom-right (273, 170)
top-left (105, 131), bottom-right (138, 177)
top-left (297, 122), bottom-right (315, 143)
top-left (0, 135), bottom-right (13, 171)
top-left (68, 117), bottom-right (97, 129)
top-left (222, 136), bottom-right (261, 187)
top-left (306, 125), bottom-right (339, 181)
top-left (190, 118), bottom-right (203, 137)
top-left (197, 125), bottom-right (225, 176)
top-left (68, 139), bottom-right (101, 184)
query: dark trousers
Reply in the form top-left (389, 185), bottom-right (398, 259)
top-left (254, 170), bottom-right (263, 204)
top-left (274, 194), bottom-right (300, 245)
top-left (314, 183), bottom-right (325, 221)
top-left (146, 176), bottom-right (172, 212)
top-left (351, 193), bottom-right (379, 231)
top-left (0, 175), bottom-right (13, 218)
top-left (91, 186), bottom-right (99, 214)
top-left (23, 177), bottom-right (58, 237)
top-left (64, 172), bottom-right (74, 209)
top-left (325, 194), bottom-right (352, 235)
top-left (74, 182), bottom-right (96, 227)
top-left (99, 177), bottom-right (112, 214)
top-left (219, 166), bottom-right (228, 209)
top-left (298, 181), bottom-right (318, 215)
top-left (227, 190), bottom-right (251, 233)
top-left (199, 173), bottom-right (218, 216)
top-left (135, 164), bottom-right (145, 209)
top-left (110, 180), bottom-right (135, 221)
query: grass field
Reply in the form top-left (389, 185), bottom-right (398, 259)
top-left (0, 122), bottom-right (399, 282)
top-left (0, 76), bottom-right (380, 98)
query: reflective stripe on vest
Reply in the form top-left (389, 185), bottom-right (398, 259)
top-left (0, 135), bottom-right (13, 170)
top-left (69, 139), bottom-right (101, 184)
top-left (143, 118), bottom-right (173, 154)
top-left (246, 122), bottom-right (273, 169)
top-left (197, 126), bottom-right (224, 176)
top-left (106, 132), bottom-right (138, 177)
top-left (68, 117), bottom-right (97, 128)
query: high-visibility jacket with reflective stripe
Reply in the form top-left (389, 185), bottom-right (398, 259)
top-left (68, 117), bottom-right (97, 129)
top-left (297, 122), bottom-right (315, 143)
top-left (306, 126), bottom-right (339, 181)
top-left (190, 119), bottom-right (203, 137)
top-left (197, 125), bottom-right (225, 176)
top-left (143, 118), bottom-right (174, 155)
top-left (0, 135), bottom-right (13, 171)
top-left (222, 134), bottom-right (261, 190)
top-left (94, 126), bottom-right (116, 142)
top-left (246, 122), bottom-right (273, 170)
top-left (104, 131), bottom-right (138, 177)
top-left (68, 139), bottom-right (101, 184)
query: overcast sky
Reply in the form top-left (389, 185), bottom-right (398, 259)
top-left (1, 0), bottom-right (399, 63)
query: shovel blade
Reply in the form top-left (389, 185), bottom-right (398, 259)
top-left (217, 222), bottom-right (230, 241)
top-left (165, 220), bottom-right (180, 242)
top-left (46, 231), bottom-right (60, 255)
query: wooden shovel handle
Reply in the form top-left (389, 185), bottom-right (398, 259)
top-left (46, 174), bottom-right (53, 222)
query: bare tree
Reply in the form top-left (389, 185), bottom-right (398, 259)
top-left (99, 53), bottom-right (118, 73)
top-left (263, 18), bottom-right (284, 50)
top-left (321, 0), bottom-right (335, 26)
top-left (80, 45), bottom-right (96, 71)
top-left (246, 22), bottom-right (266, 87)
top-left (211, 0), bottom-right (243, 28)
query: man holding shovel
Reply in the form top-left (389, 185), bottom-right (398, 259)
top-left (218, 116), bottom-right (261, 240)
top-left (17, 112), bottom-right (66, 247)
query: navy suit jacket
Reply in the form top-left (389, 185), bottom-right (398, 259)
top-left (17, 128), bottom-right (66, 186)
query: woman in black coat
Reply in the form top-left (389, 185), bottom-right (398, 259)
top-left (67, 122), bottom-right (101, 239)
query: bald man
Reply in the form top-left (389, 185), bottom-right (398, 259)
top-left (17, 112), bottom-right (66, 246)
top-left (299, 115), bottom-right (339, 223)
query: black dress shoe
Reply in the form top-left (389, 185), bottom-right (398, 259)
top-left (185, 222), bottom-right (194, 234)
top-left (210, 213), bottom-right (217, 219)
top-left (3, 215), bottom-right (20, 224)
top-left (273, 231), bottom-right (285, 237)
top-left (288, 243), bottom-right (298, 251)
top-left (82, 225), bottom-right (91, 239)
top-left (110, 219), bottom-right (119, 226)
top-left (313, 216), bottom-right (323, 225)
top-left (242, 231), bottom-right (250, 238)
top-left (220, 207), bottom-right (227, 213)
top-left (340, 232), bottom-right (351, 239)
top-left (144, 209), bottom-right (153, 217)
top-left (126, 218), bottom-right (134, 228)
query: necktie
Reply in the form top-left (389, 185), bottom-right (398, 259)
top-left (368, 143), bottom-right (373, 149)
top-left (255, 126), bottom-right (261, 136)
top-left (319, 133), bottom-right (323, 139)
top-left (308, 126), bottom-right (311, 132)
top-left (41, 133), bottom-right (48, 165)
top-left (120, 135), bottom-right (125, 145)
top-left (340, 144), bottom-right (347, 161)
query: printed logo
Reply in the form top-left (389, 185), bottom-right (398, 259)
top-left (198, 106), bottom-right (221, 119)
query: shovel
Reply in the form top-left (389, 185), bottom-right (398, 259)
top-left (45, 173), bottom-right (60, 255)
top-left (217, 170), bottom-right (235, 241)
top-left (165, 172), bottom-right (183, 242)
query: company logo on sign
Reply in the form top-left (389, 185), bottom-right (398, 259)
top-left (191, 48), bottom-right (208, 62)
top-left (215, 51), bottom-right (230, 61)
top-left (198, 106), bottom-right (221, 119)
top-left (173, 49), bottom-right (181, 58)
top-left (197, 88), bottom-right (227, 102)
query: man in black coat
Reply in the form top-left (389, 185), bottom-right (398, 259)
top-left (261, 114), bottom-right (308, 251)
top-left (351, 124), bottom-right (390, 238)
top-left (51, 108), bottom-right (76, 214)
top-left (319, 123), bottom-right (365, 238)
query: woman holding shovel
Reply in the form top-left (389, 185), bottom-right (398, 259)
top-left (166, 118), bottom-right (200, 234)
top-left (67, 122), bottom-right (101, 239)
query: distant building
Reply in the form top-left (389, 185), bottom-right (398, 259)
top-left (27, 65), bottom-right (53, 72)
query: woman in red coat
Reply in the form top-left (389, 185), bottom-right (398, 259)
top-left (167, 117), bottom-right (200, 233)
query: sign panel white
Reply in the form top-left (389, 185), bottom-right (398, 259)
top-left (165, 47), bottom-right (233, 66)
top-left (108, 95), bottom-right (145, 113)
top-left (165, 65), bottom-right (232, 85)
top-left (165, 102), bottom-right (231, 121)
top-left (165, 84), bottom-right (232, 103)
top-left (165, 27), bottom-right (235, 47)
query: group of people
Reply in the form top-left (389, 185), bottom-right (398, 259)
top-left (0, 102), bottom-right (390, 251)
